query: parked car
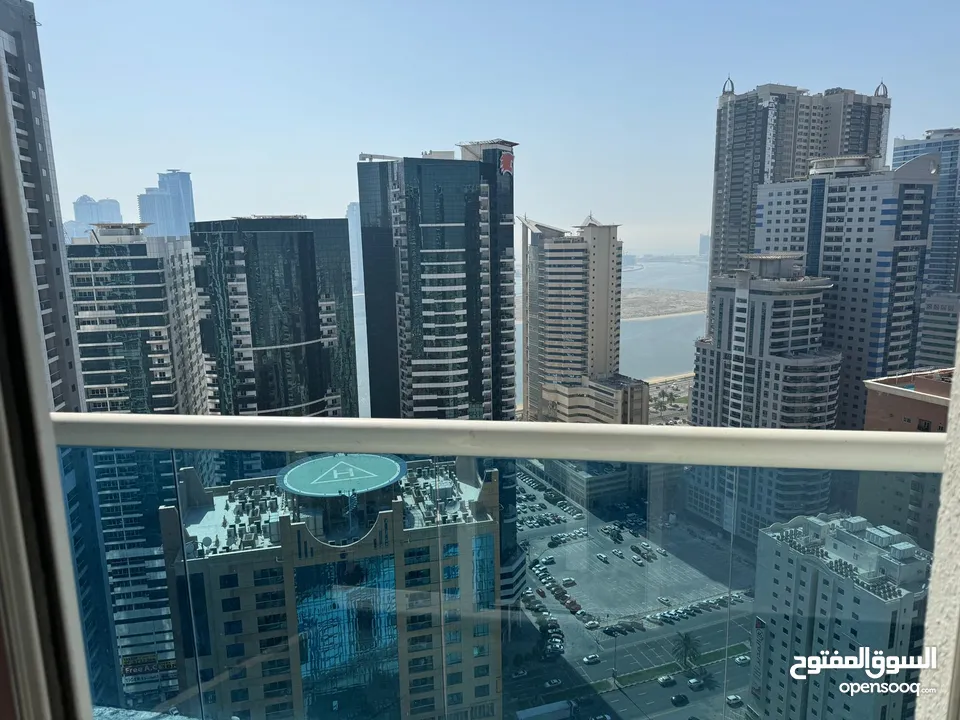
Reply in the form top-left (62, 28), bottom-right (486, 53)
top-left (658, 596), bottom-right (671, 605)
top-left (585, 621), bottom-right (600, 630)
top-left (630, 544), bottom-right (642, 553)
top-left (543, 556), bottom-right (556, 565)
top-left (611, 549), bottom-right (624, 558)
top-left (656, 547), bottom-right (668, 556)
top-left (544, 679), bottom-right (562, 689)
top-left (536, 588), bottom-right (546, 598)
top-left (726, 695), bottom-right (743, 707)
top-left (511, 669), bottom-right (527, 679)
top-left (596, 553), bottom-right (609, 563)
top-left (632, 555), bottom-right (644, 566)
top-left (583, 654), bottom-right (601, 665)
top-left (657, 675), bottom-right (675, 687)
top-left (734, 655), bottom-right (751, 666)
top-left (641, 542), bottom-right (651, 550)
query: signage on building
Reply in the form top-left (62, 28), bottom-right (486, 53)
top-left (752, 617), bottom-right (766, 698)
top-left (499, 151), bottom-right (514, 176)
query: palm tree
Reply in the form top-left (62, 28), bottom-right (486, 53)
top-left (672, 632), bottom-right (702, 670)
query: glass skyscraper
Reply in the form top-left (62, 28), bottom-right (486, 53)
top-left (138, 169), bottom-right (196, 237)
top-left (357, 141), bottom-right (524, 605)
top-left (190, 216), bottom-right (358, 422)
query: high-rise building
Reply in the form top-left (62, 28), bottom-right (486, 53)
top-left (60, 447), bottom-right (119, 706)
top-left (138, 169), bottom-right (196, 237)
top-left (755, 154), bottom-right (938, 429)
top-left (689, 254), bottom-right (841, 541)
top-left (67, 224), bottom-right (206, 414)
top-left (709, 80), bottom-right (891, 279)
top-left (752, 514), bottom-right (930, 720)
top-left (66, 196), bottom-right (123, 240)
top-left (160, 454), bottom-right (503, 720)
top-left (190, 216), bottom-right (357, 477)
top-left (66, 223), bottom-right (208, 708)
top-left (357, 141), bottom-right (523, 607)
top-left (893, 130), bottom-right (960, 292)
top-left (520, 215), bottom-right (648, 424)
top-left (854, 369), bottom-right (950, 551)
top-left (0, 0), bottom-right (83, 412)
top-left (346, 201), bottom-right (364, 293)
top-left (892, 130), bottom-right (960, 368)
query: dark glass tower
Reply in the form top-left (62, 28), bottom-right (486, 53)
top-left (357, 142), bottom-right (523, 600)
top-left (191, 216), bottom-right (358, 421)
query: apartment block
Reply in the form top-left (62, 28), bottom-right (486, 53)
top-left (710, 81), bottom-right (890, 279)
top-left (752, 514), bottom-right (929, 720)
top-left (0, 0), bottom-right (83, 412)
top-left (66, 223), bottom-right (208, 708)
top-left (854, 369), bottom-right (950, 551)
top-left (160, 454), bottom-right (502, 720)
top-left (754, 154), bottom-right (938, 429)
top-left (690, 254), bottom-right (840, 542)
top-left (358, 142), bottom-right (522, 605)
top-left (520, 216), bottom-right (650, 424)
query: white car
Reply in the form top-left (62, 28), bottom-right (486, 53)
top-left (631, 555), bottom-right (644, 565)
top-left (658, 596), bottom-right (671, 605)
top-left (543, 556), bottom-right (556, 565)
top-left (511, 669), bottom-right (528, 679)
top-left (562, 577), bottom-right (577, 587)
top-left (657, 675), bottom-right (675, 687)
top-left (544, 679), bottom-right (562, 689)
top-left (611, 549), bottom-right (624, 558)
top-left (656, 547), bottom-right (667, 556)
top-left (726, 695), bottom-right (743, 707)
top-left (641, 542), bottom-right (651, 550)
top-left (585, 620), bottom-right (600, 629)
top-left (596, 553), bottom-right (609, 563)
top-left (583, 654), bottom-right (601, 665)
top-left (687, 678), bottom-right (703, 690)
top-left (734, 655), bottom-right (751, 666)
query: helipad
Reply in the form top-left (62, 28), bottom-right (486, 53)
top-left (277, 453), bottom-right (406, 499)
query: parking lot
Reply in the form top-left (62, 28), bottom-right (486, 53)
top-left (505, 468), bottom-right (759, 718)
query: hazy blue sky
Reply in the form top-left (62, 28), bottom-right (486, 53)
top-left (40, 0), bottom-right (958, 253)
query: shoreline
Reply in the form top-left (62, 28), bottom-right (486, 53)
top-left (623, 309), bottom-right (705, 323)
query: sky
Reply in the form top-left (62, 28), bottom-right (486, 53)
top-left (38, 0), bottom-right (960, 255)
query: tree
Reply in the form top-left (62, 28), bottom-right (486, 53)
top-left (672, 632), bottom-right (702, 670)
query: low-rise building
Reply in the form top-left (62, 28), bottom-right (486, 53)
top-left (160, 454), bottom-right (503, 720)
top-left (852, 369), bottom-right (951, 550)
top-left (539, 374), bottom-right (648, 424)
top-left (519, 458), bottom-right (643, 511)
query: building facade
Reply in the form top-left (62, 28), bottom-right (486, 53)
top-left (689, 254), bottom-right (841, 542)
top-left (68, 195), bottom-right (123, 238)
top-left (0, 0), bottom-right (83, 412)
top-left (893, 130), bottom-right (960, 368)
top-left (139, 169), bottom-right (196, 237)
top-left (190, 216), bottom-right (358, 421)
top-left (357, 142), bottom-right (523, 605)
top-left (67, 224), bottom-right (206, 415)
top-left (160, 454), bottom-right (503, 720)
top-left (345, 201), bottom-right (364, 293)
top-left (710, 81), bottom-right (890, 280)
top-left (755, 154), bottom-right (938, 429)
top-left (855, 369), bottom-right (950, 551)
top-left (521, 216), bottom-right (624, 420)
top-left (752, 514), bottom-right (930, 720)
top-left (539, 375), bottom-right (648, 424)
top-left (66, 223), bottom-right (208, 708)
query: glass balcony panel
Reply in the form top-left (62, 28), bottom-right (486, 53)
top-left (55, 434), bottom-right (943, 720)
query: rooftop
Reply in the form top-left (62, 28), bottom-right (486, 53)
top-left (866, 368), bottom-right (952, 405)
top-left (763, 513), bottom-right (931, 600)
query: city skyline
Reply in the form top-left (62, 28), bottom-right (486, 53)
top-left (37, 0), bottom-right (960, 256)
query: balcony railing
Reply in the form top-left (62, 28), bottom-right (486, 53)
top-left (49, 414), bottom-right (949, 720)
